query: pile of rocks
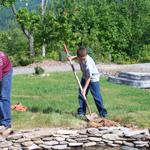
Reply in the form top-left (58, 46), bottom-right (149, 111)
top-left (108, 72), bottom-right (150, 88)
top-left (0, 127), bottom-right (149, 150)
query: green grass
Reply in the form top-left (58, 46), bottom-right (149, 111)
top-left (12, 72), bottom-right (150, 129)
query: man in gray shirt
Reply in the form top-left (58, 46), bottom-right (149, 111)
top-left (68, 46), bottom-right (107, 118)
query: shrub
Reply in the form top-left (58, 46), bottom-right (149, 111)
top-left (48, 51), bottom-right (59, 60)
top-left (34, 66), bottom-right (45, 75)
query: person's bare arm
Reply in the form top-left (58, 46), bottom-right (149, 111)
top-left (82, 77), bottom-right (91, 96)
top-left (67, 56), bottom-right (78, 61)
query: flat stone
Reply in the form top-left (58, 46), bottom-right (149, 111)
top-left (23, 144), bottom-right (42, 150)
top-left (53, 134), bottom-right (69, 138)
top-left (12, 143), bottom-right (21, 147)
top-left (66, 138), bottom-right (77, 143)
top-left (51, 144), bottom-right (67, 150)
top-left (0, 141), bottom-right (12, 148)
top-left (118, 72), bottom-right (150, 80)
top-left (68, 135), bottom-right (78, 139)
top-left (31, 138), bottom-right (41, 141)
top-left (99, 130), bottom-right (112, 134)
top-left (68, 143), bottom-right (83, 147)
top-left (39, 144), bottom-right (52, 149)
top-left (22, 141), bottom-right (34, 147)
top-left (57, 130), bottom-right (77, 135)
top-left (59, 141), bottom-right (68, 145)
top-left (6, 134), bottom-right (23, 140)
top-left (121, 138), bottom-right (136, 142)
top-left (145, 135), bottom-right (150, 140)
top-left (77, 134), bottom-right (88, 138)
top-left (54, 137), bottom-right (65, 142)
top-left (98, 127), bottom-right (110, 130)
top-left (135, 144), bottom-right (149, 147)
top-left (102, 139), bottom-right (113, 144)
top-left (123, 141), bottom-right (134, 147)
top-left (92, 133), bottom-right (102, 137)
top-left (87, 128), bottom-right (100, 134)
top-left (102, 134), bottom-right (119, 140)
top-left (23, 131), bottom-right (52, 139)
top-left (9, 146), bottom-right (22, 150)
top-left (1, 148), bottom-right (8, 150)
top-left (15, 138), bottom-right (31, 143)
top-left (33, 140), bottom-right (43, 144)
top-left (133, 141), bottom-right (148, 145)
top-left (43, 141), bottom-right (59, 146)
top-left (88, 137), bottom-right (102, 142)
top-left (77, 129), bottom-right (87, 135)
top-left (76, 137), bottom-right (88, 142)
top-left (83, 142), bottom-right (96, 147)
top-left (111, 130), bottom-right (123, 137)
top-left (42, 137), bottom-right (53, 141)
top-left (108, 75), bottom-right (150, 88)
top-left (114, 140), bottom-right (123, 144)
top-left (121, 146), bottom-right (138, 150)
top-left (107, 143), bottom-right (120, 147)
top-left (134, 141), bottom-right (148, 147)
top-left (0, 137), bottom-right (5, 142)
top-left (124, 129), bottom-right (149, 138)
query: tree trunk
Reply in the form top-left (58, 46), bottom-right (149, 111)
top-left (12, 4), bottom-right (35, 56)
top-left (29, 33), bottom-right (35, 56)
top-left (41, 0), bottom-right (48, 57)
top-left (42, 43), bottom-right (46, 57)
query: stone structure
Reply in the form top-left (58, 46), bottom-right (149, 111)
top-left (0, 127), bottom-right (149, 150)
top-left (108, 72), bottom-right (150, 88)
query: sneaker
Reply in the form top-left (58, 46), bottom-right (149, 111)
top-left (76, 114), bottom-right (86, 120)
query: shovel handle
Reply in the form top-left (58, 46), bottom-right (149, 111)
top-left (63, 44), bottom-right (92, 115)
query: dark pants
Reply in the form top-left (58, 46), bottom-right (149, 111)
top-left (0, 69), bottom-right (12, 127)
top-left (77, 78), bottom-right (107, 117)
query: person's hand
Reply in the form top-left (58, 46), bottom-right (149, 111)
top-left (67, 56), bottom-right (73, 61)
top-left (81, 88), bottom-right (86, 97)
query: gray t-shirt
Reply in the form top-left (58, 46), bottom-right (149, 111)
top-left (79, 55), bottom-right (100, 82)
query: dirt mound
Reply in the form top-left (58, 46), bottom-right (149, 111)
top-left (87, 118), bottom-right (119, 128)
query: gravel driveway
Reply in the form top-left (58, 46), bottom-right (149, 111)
top-left (13, 61), bottom-right (150, 75)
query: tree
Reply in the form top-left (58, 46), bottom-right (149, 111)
top-left (1, 0), bottom-right (41, 56)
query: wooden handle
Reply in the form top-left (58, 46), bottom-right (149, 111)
top-left (64, 44), bottom-right (70, 56)
top-left (63, 44), bottom-right (92, 115)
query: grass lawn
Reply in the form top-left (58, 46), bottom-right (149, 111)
top-left (12, 72), bottom-right (150, 129)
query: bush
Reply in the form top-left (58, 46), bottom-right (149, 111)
top-left (112, 52), bottom-right (131, 64)
top-left (19, 56), bottom-right (33, 66)
top-left (34, 66), bottom-right (45, 75)
top-left (48, 51), bottom-right (59, 60)
top-left (9, 56), bottom-right (19, 67)
top-left (139, 44), bottom-right (150, 63)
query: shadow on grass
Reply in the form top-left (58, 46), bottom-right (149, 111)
top-left (29, 106), bottom-right (74, 115)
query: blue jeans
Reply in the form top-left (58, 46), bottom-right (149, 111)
top-left (77, 78), bottom-right (107, 117)
top-left (0, 69), bottom-right (13, 127)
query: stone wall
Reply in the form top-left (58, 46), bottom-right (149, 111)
top-left (0, 127), bottom-right (149, 150)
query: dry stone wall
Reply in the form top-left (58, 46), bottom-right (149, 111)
top-left (0, 127), bottom-right (149, 150)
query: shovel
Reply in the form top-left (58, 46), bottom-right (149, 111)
top-left (64, 44), bottom-right (98, 121)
